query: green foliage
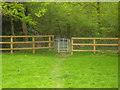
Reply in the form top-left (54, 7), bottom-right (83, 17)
top-left (2, 2), bottom-right (118, 37)
top-left (2, 2), bottom-right (37, 25)
top-left (2, 2), bottom-right (24, 16)
top-left (27, 2), bottom-right (117, 37)
top-left (35, 9), bottom-right (47, 17)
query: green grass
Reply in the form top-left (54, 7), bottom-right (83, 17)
top-left (2, 50), bottom-right (118, 88)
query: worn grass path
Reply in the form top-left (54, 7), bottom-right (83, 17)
top-left (51, 57), bottom-right (65, 88)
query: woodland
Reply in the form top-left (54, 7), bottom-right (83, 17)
top-left (2, 2), bottom-right (118, 38)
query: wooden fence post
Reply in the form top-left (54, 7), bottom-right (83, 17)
top-left (118, 39), bottom-right (120, 53)
top-left (93, 39), bottom-right (96, 54)
top-left (32, 37), bottom-right (35, 54)
top-left (49, 37), bottom-right (51, 51)
top-left (10, 36), bottom-right (13, 54)
top-left (58, 38), bottom-right (60, 53)
top-left (71, 38), bottom-right (73, 55)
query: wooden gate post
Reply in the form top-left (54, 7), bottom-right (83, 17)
top-left (32, 37), bottom-right (35, 54)
top-left (10, 36), bottom-right (13, 54)
top-left (49, 37), bottom-right (51, 51)
top-left (93, 39), bottom-right (96, 54)
top-left (71, 38), bottom-right (73, 55)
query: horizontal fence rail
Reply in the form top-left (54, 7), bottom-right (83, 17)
top-left (0, 35), bottom-right (54, 54)
top-left (73, 43), bottom-right (118, 46)
top-left (0, 41), bottom-right (54, 44)
top-left (72, 37), bottom-right (119, 40)
top-left (71, 37), bottom-right (119, 54)
top-left (0, 35), bottom-right (54, 38)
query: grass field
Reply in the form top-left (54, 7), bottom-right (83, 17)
top-left (2, 50), bottom-right (118, 88)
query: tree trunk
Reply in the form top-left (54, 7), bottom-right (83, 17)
top-left (97, 2), bottom-right (100, 25)
top-left (10, 16), bottom-right (15, 35)
top-left (22, 4), bottom-right (29, 41)
top-left (97, 2), bottom-right (101, 35)
top-left (67, 24), bottom-right (71, 38)
top-left (22, 21), bottom-right (28, 41)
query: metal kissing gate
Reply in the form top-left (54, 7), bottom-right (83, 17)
top-left (54, 38), bottom-right (71, 53)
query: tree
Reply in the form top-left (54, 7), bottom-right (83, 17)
top-left (2, 2), bottom-right (37, 35)
top-left (2, 2), bottom-right (118, 38)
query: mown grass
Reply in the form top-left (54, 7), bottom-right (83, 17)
top-left (2, 50), bottom-right (118, 88)
top-left (60, 52), bottom-right (118, 88)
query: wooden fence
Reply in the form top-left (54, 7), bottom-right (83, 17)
top-left (71, 37), bottom-right (119, 54)
top-left (0, 35), bottom-right (54, 54)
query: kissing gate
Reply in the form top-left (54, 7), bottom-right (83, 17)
top-left (54, 38), bottom-right (71, 53)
